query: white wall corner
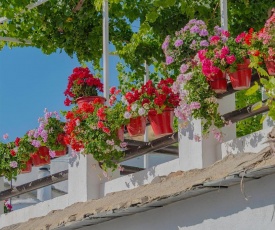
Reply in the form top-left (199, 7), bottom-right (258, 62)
top-left (68, 149), bottom-right (119, 205)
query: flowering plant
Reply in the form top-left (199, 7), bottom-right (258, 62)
top-left (172, 65), bottom-right (226, 141)
top-left (27, 110), bottom-right (66, 158)
top-left (64, 97), bottom-right (127, 171)
top-left (162, 19), bottom-right (210, 77)
top-left (4, 200), bottom-right (12, 213)
top-left (197, 27), bottom-right (238, 79)
top-left (64, 67), bottom-right (103, 106)
top-left (258, 9), bottom-right (275, 51)
top-left (123, 78), bottom-right (179, 119)
top-left (0, 134), bottom-right (33, 180)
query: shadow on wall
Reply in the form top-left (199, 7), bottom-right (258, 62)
top-left (222, 129), bottom-right (268, 157)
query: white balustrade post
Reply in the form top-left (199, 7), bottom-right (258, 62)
top-left (0, 177), bottom-right (4, 214)
top-left (68, 149), bottom-right (119, 205)
top-left (179, 94), bottom-right (236, 171)
top-left (37, 165), bottom-right (52, 201)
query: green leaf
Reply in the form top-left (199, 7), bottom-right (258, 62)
top-left (260, 114), bottom-right (267, 124)
top-left (251, 101), bottom-right (262, 111)
top-left (245, 83), bottom-right (259, 96)
top-left (146, 11), bottom-right (159, 23)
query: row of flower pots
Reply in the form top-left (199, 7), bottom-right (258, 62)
top-left (127, 109), bottom-right (174, 137)
top-left (21, 146), bottom-right (67, 174)
top-left (209, 59), bottom-right (253, 94)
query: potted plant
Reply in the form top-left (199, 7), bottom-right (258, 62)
top-left (64, 67), bottom-right (104, 107)
top-left (162, 19), bottom-right (210, 78)
top-left (258, 8), bottom-right (275, 75)
top-left (124, 78), bottom-right (179, 136)
top-left (36, 109), bottom-right (67, 158)
top-left (226, 29), bottom-right (257, 90)
top-left (27, 127), bottom-right (51, 167)
top-left (0, 134), bottom-right (34, 178)
top-left (122, 86), bottom-right (150, 137)
top-left (64, 98), bottom-right (127, 171)
top-left (172, 64), bottom-right (226, 142)
top-left (197, 27), bottom-right (238, 93)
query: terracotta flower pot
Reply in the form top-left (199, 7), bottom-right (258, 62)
top-left (127, 116), bottom-right (146, 137)
top-left (31, 146), bottom-right (51, 167)
top-left (54, 147), bottom-right (68, 157)
top-left (265, 56), bottom-right (275, 76)
top-left (20, 159), bottom-right (32, 174)
top-left (229, 59), bottom-right (252, 90)
top-left (208, 70), bottom-right (227, 94)
top-left (76, 96), bottom-right (106, 108)
top-left (148, 109), bottom-right (174, 136)
top-left (117, 126), bottom-right (125, 142)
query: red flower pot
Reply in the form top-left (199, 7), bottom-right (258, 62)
top-left (31, 146), bottom-right (51, 167)
top-left (20, 159), bottom-right (32, 174)
top-left (229, 59), bottom-right (252, 90)
top-left (117, 126), bottom-right (125, 141)
top-left (148, 109), bottom-right (174, 136)
top-left (208, 70), bottom-right (227, 94)
top-left (209, 79), bottom-right (227, 94)
top-left (127, 116), bottom-right (146, 137)
top-left (76, 96), bottom-right (106, 108)
top-left (265, 56), bottom-right (275, 76)
top-left (54, 147), bottom-right (68, 157)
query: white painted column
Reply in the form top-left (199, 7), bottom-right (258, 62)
top-left (37, 165), bottom-right (52, 201)
top-left (143, 61), bottom-right (150, 169)
top-left (68, 149), bottom-right (119, 205)
top-left (179, 95), bottom-right (236, 171)
top-left (0, 177), bottom-right (4, 214)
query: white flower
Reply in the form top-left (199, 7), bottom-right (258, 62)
top-left (138, 108), bottom-right (145, 116)
top-left (143, 103), bottom-right (149, 110)
top-left (124, 112), bottom-right (131, 119)
top-left (131, 104), bottom-right (138, 111)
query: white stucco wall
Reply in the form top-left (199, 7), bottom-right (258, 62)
top-left (82, 173), bottom-right (275, 230)
top-left (0, 195), bottom-right (69, 229)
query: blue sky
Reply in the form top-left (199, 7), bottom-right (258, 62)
top-left (0, 47), bottom-right (119, 141)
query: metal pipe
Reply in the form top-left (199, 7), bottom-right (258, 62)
top-left (220, 0), bottom-right (228, 30)
top-left (0, 0), bottom-right (50, 24)
top-left (223, 100), bottom-right (269, 123)
top-left (120, 132), bottom-right (178, 162)
top-left (103, 0), bottom-right (109, 104)
top-left (0, 170), bottom-right (68, 201)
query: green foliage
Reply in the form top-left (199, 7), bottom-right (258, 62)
top-left (236, 89), bottom-right (262, 137)
top-left (183, 67), bottom-right (225, 135)
top-left (0, 0), bottom-right (273, 85)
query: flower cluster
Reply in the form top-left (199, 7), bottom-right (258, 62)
top-left (64, 99), bottom-right (127, 171)
top-left (0, 134), bottom-right (33, 180)
top-left (4, 200), bottom-right (12, 213)
top-left (162, 19), bottom-right (210, 76)
top-left (27, 109), bottom-right (66, 157)
top-left (64, 67), bottom-right (103, 106)
top-left (123, 78), bottom-right (179, 119)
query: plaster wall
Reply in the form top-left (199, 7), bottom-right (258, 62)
top-left (0, 195), bottom-right (69, 229)
top-left (83, 173), bottom-right (275, 230)
top-left (102, 158), bottom-right (180, 196)
top-left (221, 127), bottom-right (272, 157)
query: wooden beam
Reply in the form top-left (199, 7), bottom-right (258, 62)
top-left (0, 36), bottom-right (31, 44)
top-left (223, 100), bottom-right (268, 123)
top-left (0, 170), bottom-right (68, 201)
top-left (0, 0), bottom-right (50, 24)
top-left (121, 133), bottom-right (178, 162)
